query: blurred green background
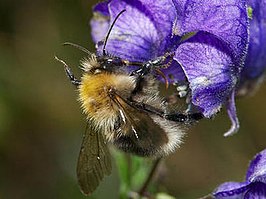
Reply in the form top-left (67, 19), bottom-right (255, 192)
top-left (0, 0), bottom-right (265, 198)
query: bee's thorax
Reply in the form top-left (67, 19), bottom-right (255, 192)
top-left (78, 72), bottom-right (136, 139)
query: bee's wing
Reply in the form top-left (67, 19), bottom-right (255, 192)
top-left (77, 122), bottom-right (112, 196)
top-left (112, 93), bottom-right (179, 157)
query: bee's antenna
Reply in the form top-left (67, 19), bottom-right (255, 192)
top-left (103, 9), bottom-right (126, 56)
top-left (63, 42), bottom-right (93, 56)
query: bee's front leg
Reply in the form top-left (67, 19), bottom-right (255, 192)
top-left (55, 56), bottom-right (81, 86)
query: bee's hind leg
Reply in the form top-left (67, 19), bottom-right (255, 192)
top-left (164, 112), bottom-right (204, 123)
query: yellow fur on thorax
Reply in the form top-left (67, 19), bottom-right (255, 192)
top-left (78, 72), bottom-right (136, 136)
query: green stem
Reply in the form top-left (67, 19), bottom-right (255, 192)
top-left (138, 158), bottom-right (162, 197)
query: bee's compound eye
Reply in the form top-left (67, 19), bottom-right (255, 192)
top-left (106, 59), bottom-right (113, 64)
top-left (102, 57), bottom-right (124, 70)
top-left (111, 58), bottom-right (124, 66)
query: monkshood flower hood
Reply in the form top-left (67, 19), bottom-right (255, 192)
top-left (238, 0), bottom-right (266, 96)
top-left (90, 0), bottom-right (249, 136)
top-left (213, 149), bottom-right (266, 199)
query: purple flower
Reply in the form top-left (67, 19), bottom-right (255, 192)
top-left (213, 149), bottom-right (266, 199)
top-left (90, 0), bottom-right (249, 135)
top-left (237, 0), bottom-right (266, 96)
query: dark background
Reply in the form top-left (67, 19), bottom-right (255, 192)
top-left (0, 0), bottom-right (265, 198)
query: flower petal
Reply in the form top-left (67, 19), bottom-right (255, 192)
top-left (213, 181), bottom-right (249, 199)
top-left (93, 1), bottom-right (110, 16)
top-left (91, 0), bottom-right (177, 62)
top-left (214, 150), bottom-right (266, 198)
top-left (90, 1), bottom-right (110, 43)
top-left (174, 32), bottom-right (237, 117)
top-left (160, 61), bottom-right (187, 84)
top-left (244, 182), bottom-right (266, 199)
top-left (172, 0), bottom-right (249, 63)
top-left (237, 0), bottom-right (266, 96)
top-left (246, 149), bottom-right (266, 184)
top-left (224, 91), bottom-right (240, 137)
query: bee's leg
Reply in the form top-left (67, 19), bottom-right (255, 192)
top-left (55, 56), bottom-right (81, 86)
top-left (131, 62), bottom-right (152, 76)
top-left (134, 101), bottom-right (204, 123)
top-left (129, 60), bottom-right (161, 95)
top-left (130, 58), bottom-right (165, 77)
top-left (164, 112), bottom-right (204, 123)
top-left (120, 95), bottom-right (204, 123)
top-left (128, 52), bottom-right (174, 77)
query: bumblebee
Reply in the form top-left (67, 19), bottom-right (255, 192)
top-left (56, 10), bottom-right (203, 196)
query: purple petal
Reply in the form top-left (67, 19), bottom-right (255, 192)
top-left (246, 149), bottom-right (266, 184)
top-left (243, 7), bottom-right (266, 78)
top-left (174, 32), bottom-right (237, 117)
top-left (91, 0), bottom-right (177, 62)
top-left (224, 91), bottom-right (240, 137)
top-left (237, 0), bottom-right (266, 96)
top-left (172, 0), bottom-right (249, 63)
top-left (90, 2), bottom-right (110, 43)
top-left (213, 182), bottom-right (249, 199)
top-left (213, 150), bottom-right (266, 198)
top-left (244, 0), bottom-right (266, 78)
top-left (160, 61), bottom-right (187, 84)
top-left (93, 1), bottom-right (110, 16)
top-left (244, 182), bottom-right (266, 199)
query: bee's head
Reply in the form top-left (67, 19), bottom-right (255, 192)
top-left (81, 9), bottom-right (128, 75)
top-left (97, 56), bottom-right (125, 72)
top-left (81, 54), bottom-right (126, 74)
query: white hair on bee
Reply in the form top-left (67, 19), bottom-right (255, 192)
top-left (80, 54), bottom-right (99, 72)
top-left (149, 114), bottom-right (184, 156)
